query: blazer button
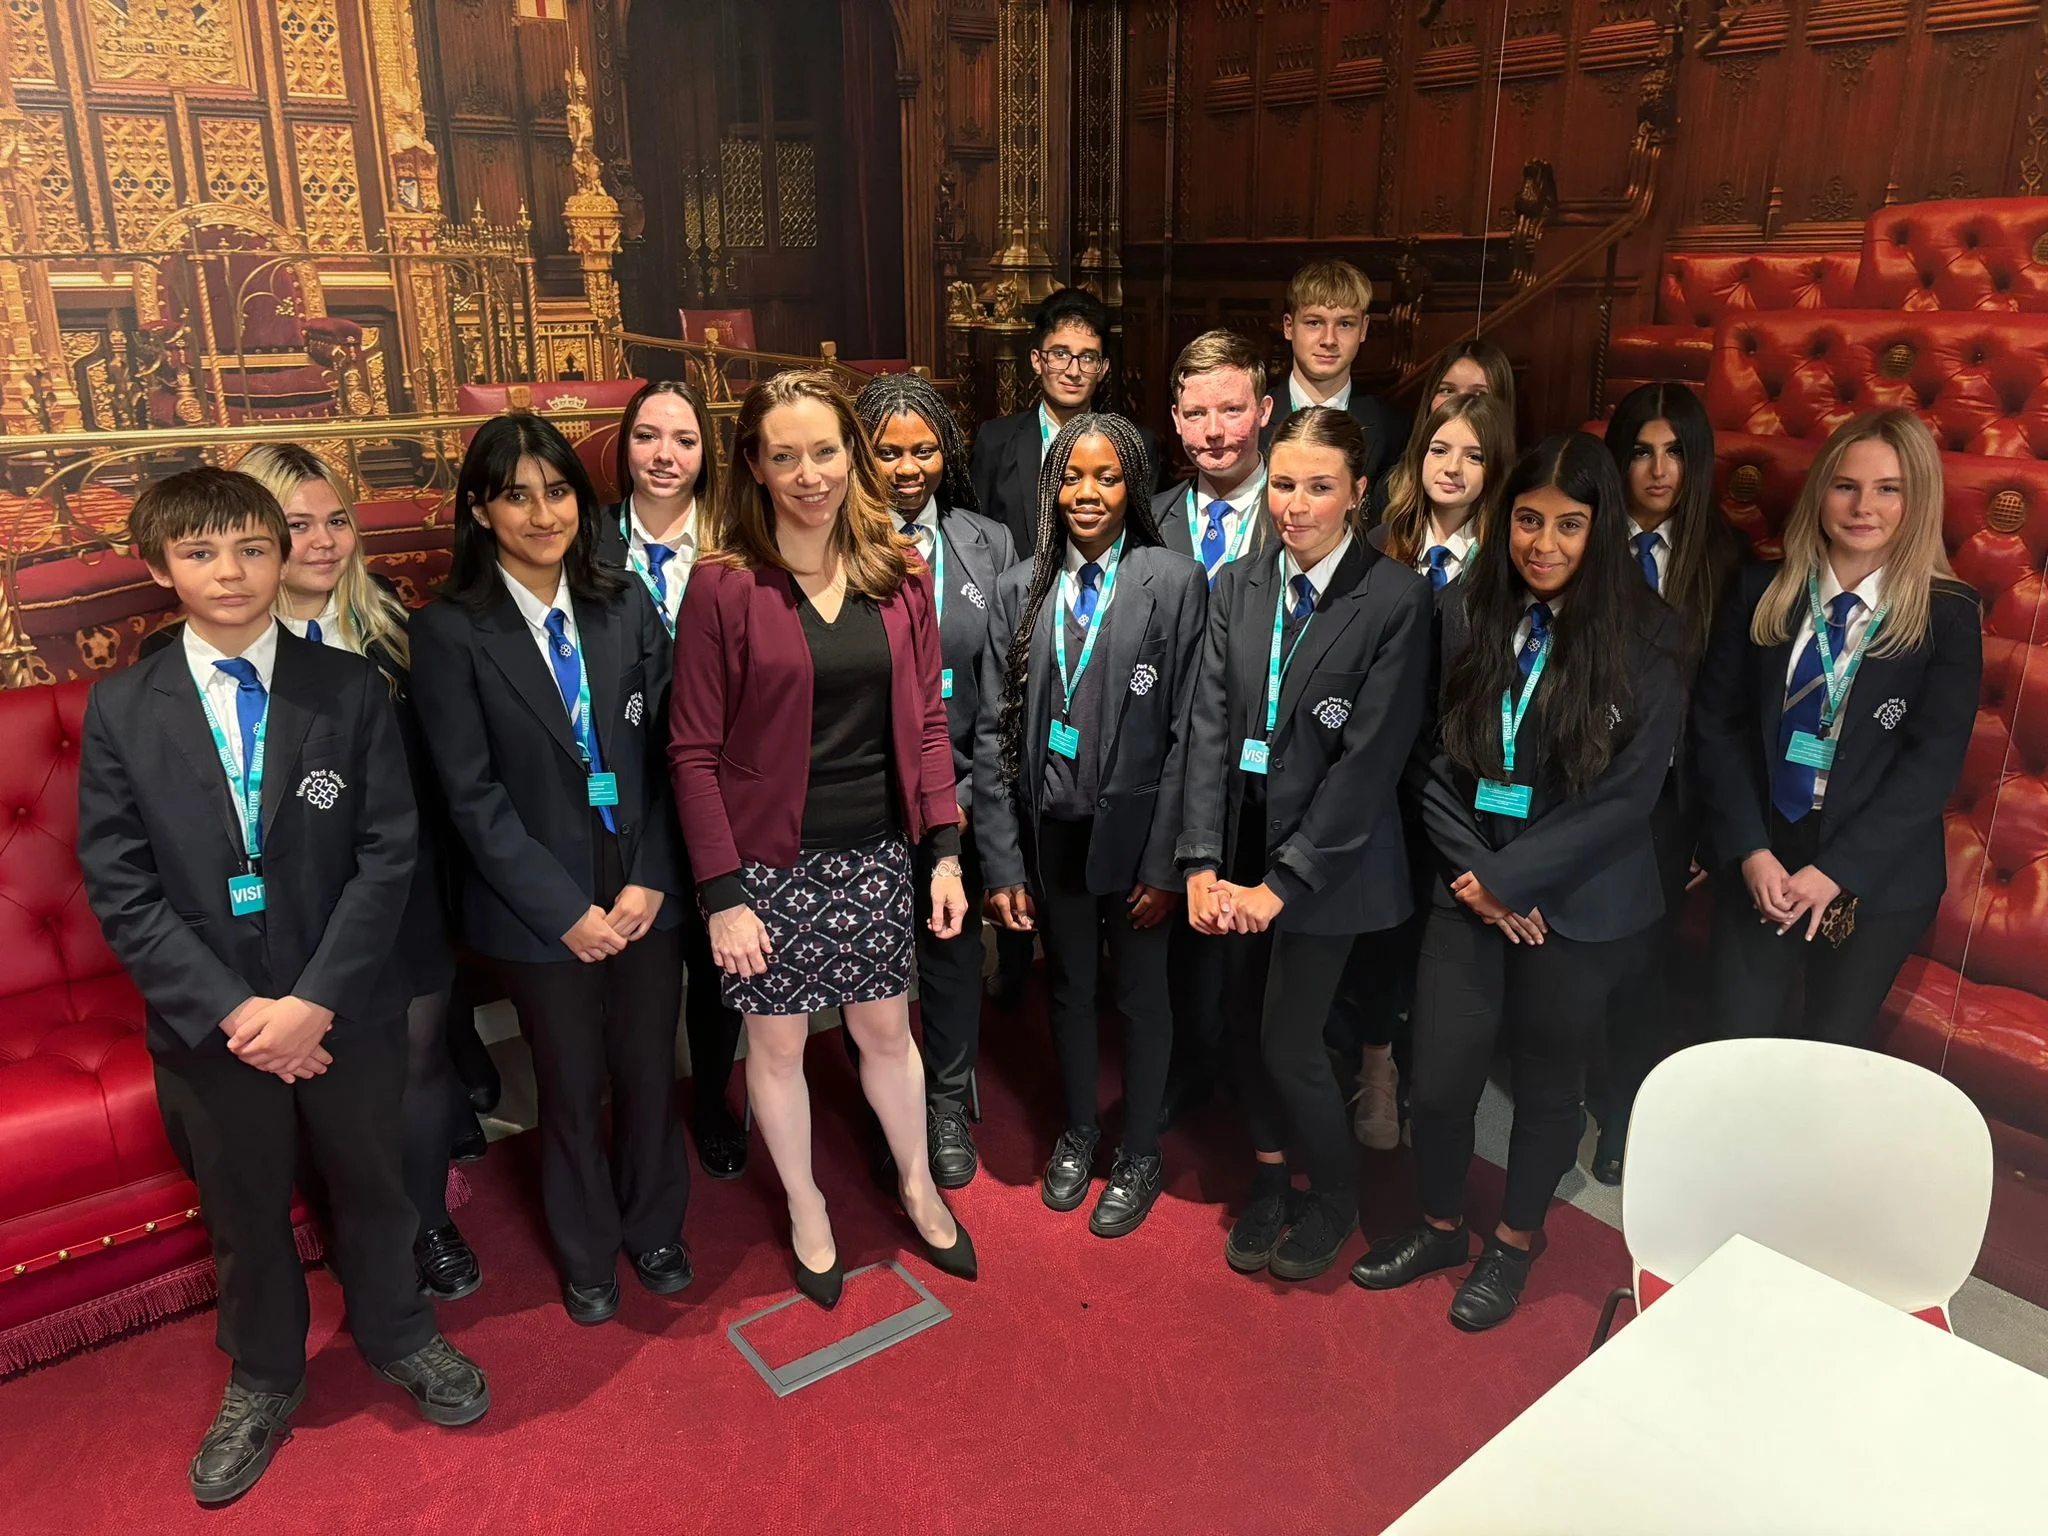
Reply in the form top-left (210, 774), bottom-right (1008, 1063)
top-left (1098, 797), bottom-right (1110, 809)
top-left (1270, 819), bottom-right (1282, 831)
top-left (1271, 759), bottom-right (1283, 772)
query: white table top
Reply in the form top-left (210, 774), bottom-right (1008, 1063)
top-left (1384, 1234), bottom-right (2048, 1536)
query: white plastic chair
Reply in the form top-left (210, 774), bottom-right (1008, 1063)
top-left (1589, 1037), bottom-right (1993, 1350)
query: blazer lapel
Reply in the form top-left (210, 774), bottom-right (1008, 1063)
top-left (1027, 581), bottom-right (1059, 773)
top-left (1274, 542), bottom-right (1369, 743)
top-left (1758, 635), bottom-right (1794, 764)
top-left (1239, 555), bottom-right (1278, 730)
top-left (575, 593), bottom-right (622, 764)
top-left (256, 637), bottom-right (315, 843)
top-left (483, 590), bottom-right (583, 763)
top-left (148, 651), bottom-right (246, 855)
top-left (1101, 561), bottom-right (1158, 766)
top-left (937, 514), bottom-right (989, 652)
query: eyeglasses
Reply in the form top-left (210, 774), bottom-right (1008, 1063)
top-left (1040, 346), bottom-right (1107, 374)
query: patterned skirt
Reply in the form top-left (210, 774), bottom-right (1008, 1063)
top-left (721, 833), bottom-right (917, 1016)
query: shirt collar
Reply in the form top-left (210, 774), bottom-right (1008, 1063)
top-left (1818, 557), bottom-right (1884, 613)
top-left (184, 617), bottom-right (280, 687)
top-left (908, 496), bottom-right (940, 537)
top-left (628, 496), bottom-right (697, 555)
top-left (280, 596), bottom-right (340, 644)
top-left (1284, 532), bottom-right (1353, 596)
top-left (1288, 371), bottom-right (1353, 414)
top-left (1196, 463), bottom-right (1268, 518)
top-left (1424, 516), bottom-right (1477, 559)
top-left (1064, 534), bottom-right (1122, 578)
top-left (1627, 515), bottom-right (1675, 549)
top-left (1038, 400), bottom-right (1061, 444)
top-left (498, 563), bottom-right (572, 631)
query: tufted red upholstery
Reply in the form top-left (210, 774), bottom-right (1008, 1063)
top-left (1663, 252), bottom-right (1864, 328)
top-left (1854, 198), bottom-right (2048, 315)
top-left (1705, 311), bottom-right (2048, 458)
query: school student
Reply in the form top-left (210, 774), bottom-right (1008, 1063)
top-left (78, 468), bottom-right (488, 1505)
top-left (592, 378), bottom-right (750, 1182)
top-left (409, 414), bottom-right (693, 1328)
top-left (669, 371), bottom-right (975, 1309)
top-left (1151, 328), bottom-right (1274, 1122)
top-left (1258, 259), bottom-right (1409, 517)
top-left (1587, 382), bottom-right (1743, 1182)
top-left (1178, 406), bottom-right (1433, 1280)
top-left (1692, 409), bottom-right (1980, 1048)
top-left (975, 412), bottom-right (1206, 1236)
top-left (1353, 433), bottom-right (1684, 1331)
top-left (853, 371), bottom-right (1018, 1187)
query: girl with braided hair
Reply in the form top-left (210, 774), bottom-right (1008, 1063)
top-left (850, 372), bottom-right (1019, 1189)
top-left (972, 412), bottom-right (1207, 1237)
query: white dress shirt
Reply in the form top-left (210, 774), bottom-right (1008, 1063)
top-left (280, 596), bottom-right (345, 650)
top-left (1061, 534), bottom-right (1124, 625)
top-left (1627, 516), bottom-right (1678, 597)
top-left (1283, 531), bottom-right (1354, 602)
top-left (1187, 465), bottom-right (1268, 563)
top-left (1785, 562), bottom-right (1885, 691)
top-left (183, 619), bottom-right (279, 779)
top-left (1417, 517), bottom-right (1478, 585)
top-left (1288, 371), bottom-right (1354, 415)
top-left (625, 495), bottom-right (700, 627)
top-left (499, 563), bottom-right (579, 686)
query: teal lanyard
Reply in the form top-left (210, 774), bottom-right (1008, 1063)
top-left (1053, 534), bottom-right (1125, 717)
top-left (196, 684), bottom-right (268, 862)
top-left (928, 521), bottom-right (946, 629)
top-left (563, 631), bottom-right (600, 770)
top-left (1187, 485), bottom-right (1257, 567)
top-left (1262, 556), bottom-right (1315, 736)
top-left (1499, 641), bottom-right (1549, 774)
top-left (620, 501), bottom-right (681, 637)
top-left (1806, 568), bottom-right (1888, 734)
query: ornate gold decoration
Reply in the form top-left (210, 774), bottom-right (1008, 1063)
top-left (1074, 0), bottom-right (1126, 309)
top-left (2022, 17), bottom-right (2048, 195)
top-left (775, 138), bottom-right (819, 248)
top-left (560, 49), bottom-right (623, 380)
top-left (1880, 341), bottom-right (1915, 377)
top-left (99, 114), bottom-right (180, 247)
top-left (6, 0), bottom-right (53, 81)
top-left (0, 77), bottom-right (86, 433)
top-left (19, 111), bottom-right (87, 252)
top-left (278, 0), bottom-right (347, 98)
top-left (1730, 463), bottom-right (1763, 504)
top-left (293, 122), bottom-right (365, 251)
top-left (719, 137), bottom-right (767, 248)
top-left (85, 0), bottom-right (250, 87)
top-left (991, 0), bottom-right (1055, 302)
top-left (1986, 488), bottom-right (2029, 534)
top-left (198, 119), bottom-right (271, 213)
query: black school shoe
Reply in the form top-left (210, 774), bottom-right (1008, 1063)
top-left (928, 1105), bottom-right (979, 1189)
top-left (415, 1223), bottom-right (482, 1302)
top-left (188, 1378), bottom-right (306, 1506)
top-left (1267, 1189), bottom-right (1358, 1282)
top-left (693, 1104), bottom-right (749, 1181)
top-left (631, 1242), bottom-right (694, 1295)
top-left (377, 1335), bottom-right (491, 1425)
top-left (1088, 1149), bottom-right (1163, 1238)
top-left (1448, 1238), bottom-right (1536, 1332)
top-left (1225, 1182), bottom-right (1296, 1274)
top-left (562, 1277), bottom-right (620, 1326)
top-left (1349, 1221), bottom-right (1472, 1290)
top-left (1040, 1126), bottom-right (1101, 1211)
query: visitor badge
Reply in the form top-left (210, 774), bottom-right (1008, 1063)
top-left (1238, 738), bottom-right (1270, 774)
top-left (942, 667), bottom-right (954, 700)
top-left (1048, 720), bottom-right (1081, 760)
top-left (227, 873), bottom-right (267, 917)
top-left (586, 772), bottom-right (620, 807)
top-left (1474, 779), bottom-right (1532, 819)
top-left (1785, 731), bottom-right (1836, 770)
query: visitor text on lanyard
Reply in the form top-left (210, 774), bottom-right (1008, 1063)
top-left (1785, 568), bottom-right (1888, 772)
top-left (1475, 641), bottom-right (1547, 819)
top-left (197, 685), bottom-right (270, 916)
top-left (1239, 556), bottom-right (1314, 774)
top-left (1048, 535), bottom-right (1124, 760)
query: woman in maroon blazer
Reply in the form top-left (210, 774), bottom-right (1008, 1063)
top-left (670, 370), bottom-right (976, 1307)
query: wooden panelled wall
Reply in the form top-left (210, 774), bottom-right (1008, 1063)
top-left (1120, 0), bottom-right (2048, 442)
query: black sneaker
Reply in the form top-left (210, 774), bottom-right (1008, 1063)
top-left (1268, 1190), bottom-right (1358, 1282)
top-left (188, 1378), bottom-right (305, 1505)
top-left (1448, 1238), bottom-right (1535, 1332)
top-left (1350, 1222), bottom-right (1472, 1291)
top-left (414, 1223), bottom-right (482, 1302)
top-left (1225, 1181), bottom-right (1296, 1274)
top-left (928, 1105), bottom-right (979, 1189)
top-left (1088, 1149), bottom-right (1163, 1238)
top-left (376, 1335), bottom-right (490, 1426)
top-left (1040, 1126), bottom-right (1100, 1211)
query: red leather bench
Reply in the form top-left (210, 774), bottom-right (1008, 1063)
top-left (1854, 199), bottom-right (2048, 314)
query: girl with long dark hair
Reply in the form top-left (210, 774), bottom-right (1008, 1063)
top-left (973, 412), bottom-right (1206, 1238)
top-left (1178, 405), bottom-right (1433, 1281)
top-left (409, 413), bottom-right (692, 1327)
top-left (1353, 433), bottom-right (1684, 1331)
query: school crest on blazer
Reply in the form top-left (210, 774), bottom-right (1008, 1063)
top-left (1129, 662), bottom-right (1159, 697)
top-left (1875, 697), bottom-right (1907, 730)
top-left (625, 689), bottom-right (644, 726)
top-left (962, 580), bottom-right (987, 610)
top-left (296, 768), bottom-right (346, 810)
top-left (1312, 696), bottom-right (1350, 729)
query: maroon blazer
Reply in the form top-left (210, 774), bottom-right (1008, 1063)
top-left (669, 557), bottom-right (959, 883)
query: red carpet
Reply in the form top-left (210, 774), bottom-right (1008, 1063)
top-left (1, 1010), bottom-right (1633, 1534)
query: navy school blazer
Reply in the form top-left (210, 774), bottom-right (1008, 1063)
top-left (1177, 536), bottom-right (1434, 935)
top-left (407, 576), bottom-right (683, 964)
top-left (973, 542), bottom-right (1208, 896)
top-left (77, 629), bottom-right (418, 1054)
top-left (1690, 562), bottom-right (1981, 914)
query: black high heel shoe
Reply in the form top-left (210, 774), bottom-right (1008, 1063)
top-left (793, 1247), bottom-right (843, 1309)
top-left (920, 1217), bottom-right (978, 1281)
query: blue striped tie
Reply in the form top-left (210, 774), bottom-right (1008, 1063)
top-left (642, 542), bottom-right (675, 604)
top-left (1074, 562), bottom-right (1102, 627)
top-left (543, 608), bottom-right (614, 833)
top-left (1519, 602), bottom-right (1552, 678)
top-left (1772, 592), bottom-right (1860, 823)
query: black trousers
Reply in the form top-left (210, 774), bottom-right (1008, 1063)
top-left (1032, 815), bottom-right (1173, 1158)
top-left (1167, 922), bottom-right (1228, 1089)
top-left (1409, 903), bottom-right (1634, 1233)
top-left (1590, 774), bottom-right (1693, 1138)
top-left (1708, 812), bottom-right (1935, 1048)
top-left (153, 1021), bottom-right (436, 1395)
top-left (914, 827), bottom-right (987, 1113)
top-left (1324, 910), bottom-right (1424, 1065)
top-left (497, 827), bottom-right (689, 1286)
top-left (399, 986), bottom-right (458, 1230)
top-left (680, 893), bottom-right (743, 1120)
top-left (1224, 927), bottom-right (1357, 1193)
